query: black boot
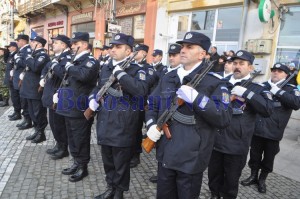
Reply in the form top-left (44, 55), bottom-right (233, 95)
top-left (62, 161), bottom-right (79, 175)
top-left (9, 112), bottom-right (22, 121)
top-left (258, 171), bottom-right (268, 193)
top-left (18, 118), bottom-right (33, 130)
top-left (50, 144), bottom-right (69, 160)
top-left (130, 153), bottom-right (140, 168)
top-left (31, 130), bottom-right (46, 144)
top-left (0, 97), bottom-right (9, 107)
top-left (26, 127), bottom-right (38, 140)
top-left (113, 189), bottom-right (123, 199)
top-left (210, 192), bottom-right (220, 199)
top-left (16, 118), bottom-right (26, 127)
top-left (69, 165), bottom-right (88, 182)
top-left (149, 175), bottom-right (158, 183)
top-left (46, 143), bottom-right (60, 155)
top-left (8, 111), bottom-right (18, 118)
top-left (94, 186), bottom-right (115, 199)
top-left (241, 169), bottom-right (259, 186)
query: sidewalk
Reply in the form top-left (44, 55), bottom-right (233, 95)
top-left (0, 106), bottom-right (299, 199)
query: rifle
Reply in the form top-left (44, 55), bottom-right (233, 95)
top-left (52, 47), bottom-right (80, 110)
top-left (142, 60), bottom-right (216, 153)
top-left (18, 44), bottom-right (38, 87)
top-left (230, 70), bottom-right (261, 102)
top-left (83, 51), bottom-right (139, 120)
top-left (38, 51), bottom-right (65, 92)
top-left (277, 70), bottom-right (298, 88)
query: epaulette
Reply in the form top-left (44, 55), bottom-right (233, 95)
top-left (286, 83), bottom-right (296, 88)
top-left (88, 56), bottom-right (96, 61)
top-left (208, 72), bottom-right (223, 79)
top-left (252, 82), bottom-right (265, 87)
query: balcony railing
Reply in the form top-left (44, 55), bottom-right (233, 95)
top-left (18, 0), bottom-right (52, 16)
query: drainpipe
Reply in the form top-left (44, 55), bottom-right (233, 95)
top-left (238, 0), bottom-right (249, 49)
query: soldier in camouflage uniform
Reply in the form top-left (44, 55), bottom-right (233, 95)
top-left (0, 47), bottom-right (9, 106)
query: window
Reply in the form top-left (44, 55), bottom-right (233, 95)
top-left (116, 14), bottom-right (145, 42)
top-left (191, 10), bottom-right (215, 40)
top-left (276, 7), bottom-right (300, 69)
top-left (71, 22), bottom-right (95, 43)
top-left (177, 15), bottom-right (189, 39)
top-left (215, 7), bottom-right (242, 41)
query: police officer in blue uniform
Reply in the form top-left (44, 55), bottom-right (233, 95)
top-left (90, 33), bottom-right (148, 199)
top-left (40, 35), bottom-right (71, 159)
top-left (13, 34), bottom-right (33, 129)
top-left (54, 32), bottom-right (99, 182)
top-left (241, 63), bottom-right (300, 193)
top-left (145, 31), bottom-right (232, 199)
top-left (5, 42), bottom-right (21, 119)
top-left (147, 43), bottom-right (183, 184)
top-left (151, 49), bottom-right (167, 79)
top-left (21, 36), bottom-right (50, 143)
top-left (129, 43), bottom-right (153, 168)
top-left (208, 50), bottom-right (274, 199)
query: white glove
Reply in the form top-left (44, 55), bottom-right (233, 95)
top-left (176, 85), bottom-right (199, 103)
top-left (65, 62), bottom-right (74, 71)
top-left (39, 78), bottom-right (45, 87)
top-left (10, 70), bottom-right (13, 77)
top-left (89, 99), bottom-right (99, 111)
top-left (231, 86), bottom-right (247, 97)
top-left (113, 65), bottom-right (123, 75)
top-left (146, 125), bottom-right (163, 142)
top-left (19, 72), bottom-right (24, 80)
top-left (53, 93), bottom-right (59, 103)
top-left (270, 85), bottom-right (281, 95)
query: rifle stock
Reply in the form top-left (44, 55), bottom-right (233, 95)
top-left (142, 61), bottom-right (216, 153)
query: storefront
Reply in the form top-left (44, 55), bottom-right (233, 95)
top-left (30, 14), bottom-right (67, 54)
top-left (70, 11), bottom-right (95, 44)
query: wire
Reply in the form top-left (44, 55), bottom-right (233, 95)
top-left (271, 0), bottom-right (280, 9)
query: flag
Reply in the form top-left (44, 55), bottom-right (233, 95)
top-left (30, 29), bottom-right (37, 39)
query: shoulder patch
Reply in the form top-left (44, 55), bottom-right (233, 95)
top-left (138, 70), bottom-right (146, 81)
top-left (86, 61), bottom-right (94, 68)
top-left (27, 48), bottom-right (31, 53)
top-left (38, 56), bottom-right (45, 62)
top-left (148, 68), bottom-right (154, 75)
top-left (294, 89), bottom-right (300, 96)
top-left (222, 92), bottom-right (230, 104)
top-left (208, 72), bottom-right (223, 79)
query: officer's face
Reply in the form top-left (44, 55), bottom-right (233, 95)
top-left (110, 44), bottom-right (131, 61)
top-left (180, 43), bottom-right (205, 68)
top-left (30, 41), bottom-right (41, 49)
top-left (152, 55), bottom-right (162, 63)
top-left (52, 40), bottom-right (66, 54)
top-left (16, 39), bottom-right (27, 48)
top-left (8, 46), bottom-right (17, 53)
top-left (135, 50), bottom-right (147, 62)
top-left (71, 41), bottom-right (88, 54)
top-left (271, 69), bottom-right (288, 83)
top-left (0, 50), bottom-right (4, 56)
top-left (224, 61), bottom-right (234, 73)
top-left (168, 53), bottom-right (181, 68)
top-left (232, 59), bottom-right (253, 79)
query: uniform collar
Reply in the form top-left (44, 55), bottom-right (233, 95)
top-left (229, 74), bottom-right (251, 85)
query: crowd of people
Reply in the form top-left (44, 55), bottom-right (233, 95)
top-left (0, 31), bottom-right (300, 199)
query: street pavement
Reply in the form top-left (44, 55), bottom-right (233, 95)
top-left (0, 106), bottom-right (299, 199)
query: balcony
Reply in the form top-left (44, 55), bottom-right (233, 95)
top-left (1, 11), bottom-right (21, 23)
top-left (18, 0), bottom-right (52, 17)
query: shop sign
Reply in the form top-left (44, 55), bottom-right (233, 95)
top-left (258, 0), bottom-right (275, 23)
top-left (116, 0), bottom-right (146, 17)
top-left (48, 21), bottom-right (64, 28)
top-left (108, 23), bottom-right (122, 34)
top-left (72, 12), bottom-right (93, 24)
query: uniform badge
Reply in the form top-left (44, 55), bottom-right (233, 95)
top-left (72, 33), bottom-right (76, 38)
top-left (237, 51), bottom-right (243, 56)
top-left (275, 64), bottom-right (281, 68)
top-left (86, 62), bottom-right (93, 68)
top-left (138, 70), bottom-right (146, 80)
top-left (295, 90), bottom-right (300, 96)
top-left (222, 92), bottom-right (230, 104)
top-left (148, 68), bottom-right (154, 75)
top-left (185, 33), bottom-right (193, 39)
top-left (38, 56), bottom-right (45, 62)
top-left (115, 35), bottom-right (120, 40)
top-left (171, 45), bottom-right (176, 50)
top-left (27, 48), bottom-right (31, 53)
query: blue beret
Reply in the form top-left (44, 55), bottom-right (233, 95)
top-left (271, 63), bottom-right (290, 74)
top-left (176, 31), bottom-right (211, 51)
top-left (110, 33), bottom-right (134, 48)
top-left (231, 50), bottom-right (255, 65)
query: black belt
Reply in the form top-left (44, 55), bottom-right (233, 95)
top-left (172, 110), bottom-right (196, 125)
top-left (107, 87), bottom-right (123, 97)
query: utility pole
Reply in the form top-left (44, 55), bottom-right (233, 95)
top-left (10, 0), bottom-right (14, 40)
